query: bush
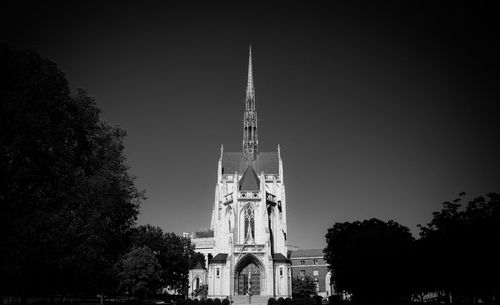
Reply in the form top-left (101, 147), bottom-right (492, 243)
top-left (277, 297), bottom-right (285, 305)
top-left (214, 298), bottom-right (221, 305)
top-left (175, 299), bottom-right (187, 305)
top-left (328, 295), bottom-right (341, 305)
top-left (222, 298), bottom-right (230, 305)
top-left (206, 299), bottom-right (214, 305)
top-left (199, 299), bottom-right (207, 305)
top-left (293, 298), bottom-right (303, 305)
top-left (285, 298), bottom-right (293, 305)
top-left (268, 298), bottom-right (277, 305)
top-left (293, 298), bottom-right (315, 305)
top-left (313, 295), bottom-right (322, 305)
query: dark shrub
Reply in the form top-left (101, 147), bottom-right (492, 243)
top-left (268, 298), bottom-right (277, 305)
top-left (199, 299), bottom-right (207, 305)
top-left (328, 295), bottom-right (340, 305)
top-left (206, 299), bottom-right (214, 305)
top-left (214, 298), bottom-right (221, 305)
top-left (221, 298), bottom-right (230, 305)
top-left (294, 298), bottom-right (313, 305)
top-left (277, 297), bottom-right (285, 305)
top-left (175, 299), bottom-right (186, 305)
top-left (285, 298), bottom-right (292, 305)
top-left (192, 299), bottom-right (200, 305)
top-left (313, 295), bottom-right (322, 305)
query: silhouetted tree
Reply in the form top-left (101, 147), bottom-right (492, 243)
top-left (324, 218), bottom-right (414, 304)
top-left (292, 276), bottom-right (317, 298)
top-left (418, 192), bottom-right (500, 303)
top-left (130, 225), bottom-right (204, 293)
top-left (115, 246), bottom-right (162, 299)
top-left (193, 284), bottom-right (208, 300)
top-left (0, 44), bottom-right (143, 298)
top-left (162, 233), bottom-right (200, 294)
top-left (131, 224), bottom-right (166, 252)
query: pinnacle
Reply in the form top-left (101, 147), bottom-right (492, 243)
top-left (246, 45), bottom-right (255, 101)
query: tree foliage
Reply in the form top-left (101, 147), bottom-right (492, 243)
top-left (130, 225), bottom-right (205, 293)
top-left (324, 218), bottom-right (414, 304)
top-left (292, 276), bottom-right (317, 298)
top-left (0, 44), bottom-right (143, 296)
top-left (417, 192), bottom-right (500, 303)
top-left (193, 283), bottom-right (208, 300)
top-left (115, 246), bottom-right (162, 298)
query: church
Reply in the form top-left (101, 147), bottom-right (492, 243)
top-left (187, 47), bottom-right (292, 299)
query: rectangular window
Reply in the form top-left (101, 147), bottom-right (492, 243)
top-left (217, 268), bottom-right (220, 277)
top-left (300, 260), bottom-right (305, 265)
top-left (313, 259), bottom-right (318, 265)
top-left (299, 270), bottom-right (305, 277)
top-left (280, 268), bottom-right (283, 276)
top-left (313, 270), bottom-right (319, 276)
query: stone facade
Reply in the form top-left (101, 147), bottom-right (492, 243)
top-left (188, 47), bottom-right (292, 299)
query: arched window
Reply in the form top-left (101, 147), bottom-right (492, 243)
top-left (244, 206), bottom-right (255, 239)
top-left (195, 277), bottom-right (200, 290)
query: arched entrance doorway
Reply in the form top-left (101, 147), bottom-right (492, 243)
top-left (234, 254), bottom-right (263, 296)
top-left (237, 262), bottom-right (260, 295)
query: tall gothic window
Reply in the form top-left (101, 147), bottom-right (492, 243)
top-left (244, 206), bottom-right (255, 239)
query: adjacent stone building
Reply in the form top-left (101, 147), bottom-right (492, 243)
top-left (289, 249), bottom-right (333, 298)
top-left (188, 47), bottom-right (292, 299)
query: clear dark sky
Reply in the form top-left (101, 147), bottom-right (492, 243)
top-left (2, 2), bottom-right (499, 249)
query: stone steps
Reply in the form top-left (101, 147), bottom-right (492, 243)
top-left (231, 295), bottom-right (270, 305)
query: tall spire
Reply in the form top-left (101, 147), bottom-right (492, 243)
top-left (246, 45), bottom-right (255, 103)
top-left (242, 45), bottom-right (258, 162)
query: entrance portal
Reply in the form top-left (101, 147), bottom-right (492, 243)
top-left (236, 262), bottom-right (261, 295)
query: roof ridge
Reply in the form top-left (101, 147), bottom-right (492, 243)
top-left (221, 151), bottom-right (279, 174)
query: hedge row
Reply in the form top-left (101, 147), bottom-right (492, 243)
top-left (177, 298), bottom-right (230, 305)
top-left (177, 296), bottom-right (322, 305)
top-left (268, 296), bottom-right (323, 305)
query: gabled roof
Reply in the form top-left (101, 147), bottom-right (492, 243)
top-left (239, 165), bottom-right (260, 191)
top-left (290, 249), bottom-right (325, 258)
top-left (192, 262), bottom-right (204, 270)
top-left (272, 253), bottom-right (291, 263)
top-left (211, 253), bottom-right (228, 264)
top-left (221, 152), bottom-right (279, 174)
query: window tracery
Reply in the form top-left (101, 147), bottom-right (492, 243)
top-left (244, 206), bottom-right (255, 239)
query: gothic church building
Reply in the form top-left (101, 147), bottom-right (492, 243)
top-left (188, 47), bottom-right (292, 299)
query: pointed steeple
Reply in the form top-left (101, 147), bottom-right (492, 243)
top-left (242, 46), bottom-right (258, 161)
top-left (246, 45), bottom-right (255, 104)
